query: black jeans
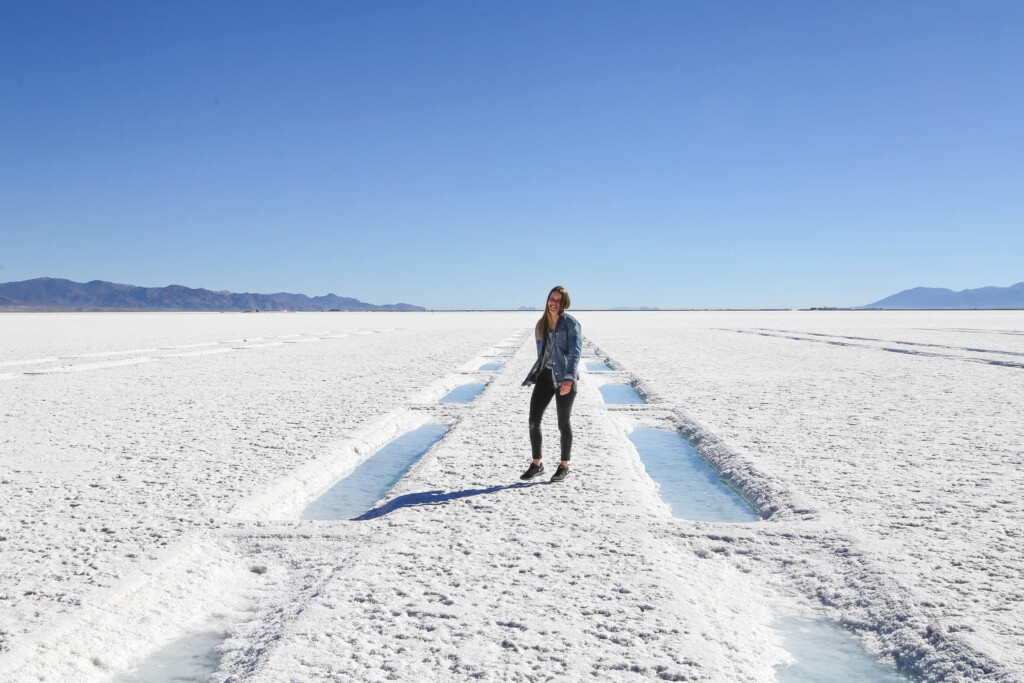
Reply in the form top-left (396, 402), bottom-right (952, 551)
top-left (529, 374), bottom-right (577, 461)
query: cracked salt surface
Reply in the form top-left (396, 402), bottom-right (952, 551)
top-left (302, 424), bottom-right (448, 520)
top-left (628, 427), bottom-right (759, 522)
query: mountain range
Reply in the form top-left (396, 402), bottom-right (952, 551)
top-left (865, 282), bottom-right (1024, 309)
top-left (0, 278), bottom-right (425, 312)
top-left (4, 277), bottom-right (1021, 312)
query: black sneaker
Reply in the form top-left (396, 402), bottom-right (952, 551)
top-left (550, 464), bottom-right (569, 482)
top-left (520, 462), bottom-right (544, 480)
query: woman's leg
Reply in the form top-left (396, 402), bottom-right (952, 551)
top-left (528, 378), bottom-right (556, 462)
top-left (554, 383), bottom-right (577, 463)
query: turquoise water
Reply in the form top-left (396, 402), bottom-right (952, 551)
top-left (302, 424), bottom-right (448, 520)
top-left (113, 630), bottom-right (224, 682)
top-left (627, 428), bottom-right (759, 522)
top-left (479, 362), bottom-right (503, 371)
top-left (586, 363), bottom-right (613, 372)
top-left (599, 384), bottom-right (644, 404)
top-left (775, 617), bottom-right (909, 682)
top-left (440, 383), bottom-right (486, 403)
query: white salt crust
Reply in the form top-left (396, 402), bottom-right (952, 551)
top-left (1, 310), bottom-right (1020, 681)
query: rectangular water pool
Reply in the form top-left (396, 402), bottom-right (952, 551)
top-left (113, 629), bottom-right (224, 683)
top-left (440, 383), bottom-right (487, 403)
top-left (586, 363), bottom-right (613, 372)
top-left (628, 427), bottom-right (759, 522)
top-left (599, 384), bottom-right (644, 404)
top-left (479, 363), bottom-right (503, 371)
top-left (775, 617), bottom-right (909, 682)
top-left (302, 424), bottom-right (448, 520)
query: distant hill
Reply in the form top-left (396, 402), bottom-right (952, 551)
top-left (0, 278), bottom-right (425, 312)
top-left (865, 282), bottom-right (1024, 309)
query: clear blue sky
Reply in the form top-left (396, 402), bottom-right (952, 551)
top-left (2, 1), bottom-right (1021, 309)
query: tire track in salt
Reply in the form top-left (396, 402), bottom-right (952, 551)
top-left (725, 329), bottom-right (1024, 370)
top-left (0, 357), bottom-right (61, 368)
top-left (4, 329), bottom-right (397, 379)
top-left (760, 328), bottom-right (1024, 359)
top-left (23, 357), bottom-right (158, 375)
top-left (929, 327), bottom-right (1024, 338)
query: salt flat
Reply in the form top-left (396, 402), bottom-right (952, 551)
top-left (1, 311), bottom-right (1021, 682)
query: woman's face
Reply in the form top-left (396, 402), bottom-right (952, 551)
top-left (547, 290), bottom-right (563, 314)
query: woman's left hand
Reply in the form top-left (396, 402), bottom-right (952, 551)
top-left (559, 380), bottom-right (574, 396)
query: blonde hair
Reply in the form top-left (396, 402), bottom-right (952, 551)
top-left (535, 286), bottom-right (571, 340)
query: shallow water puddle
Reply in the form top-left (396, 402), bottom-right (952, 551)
top-left (479, 362), bottom-right (503, 371)
top-left (113, 629), bottom-right (224, 682)
top-left (774, 617), bottom-right (909, 682)
top-left (627, 428), bottom-right (758, 522)
top-left (302, 424), bottom-right (448, 520)
top-left (599, 384), bottom-right (645, 404)
top-left (439, 383), bottom-right (486, 403)
top-left (586, 363), bottom-right (613, 372)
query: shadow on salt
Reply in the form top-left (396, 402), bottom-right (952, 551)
top-left (113, 629), bottom-right (224, 683)
top-left (440, 383), bottom-right (486, 403)
top-left (302, 424), bottom-right (448, 520)
top-left (775, 617), bottom-right (910, 682)
top-left (628, 427), bottom-right (759, 522)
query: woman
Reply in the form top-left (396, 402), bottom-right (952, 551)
top-left (521, 285), bottom-right (582, 482)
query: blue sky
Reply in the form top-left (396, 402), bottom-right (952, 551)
top-left (2, 1), bottom-right (1021, 309)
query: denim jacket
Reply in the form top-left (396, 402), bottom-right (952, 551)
top-left (522, 313), bottom-right (582, 388)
